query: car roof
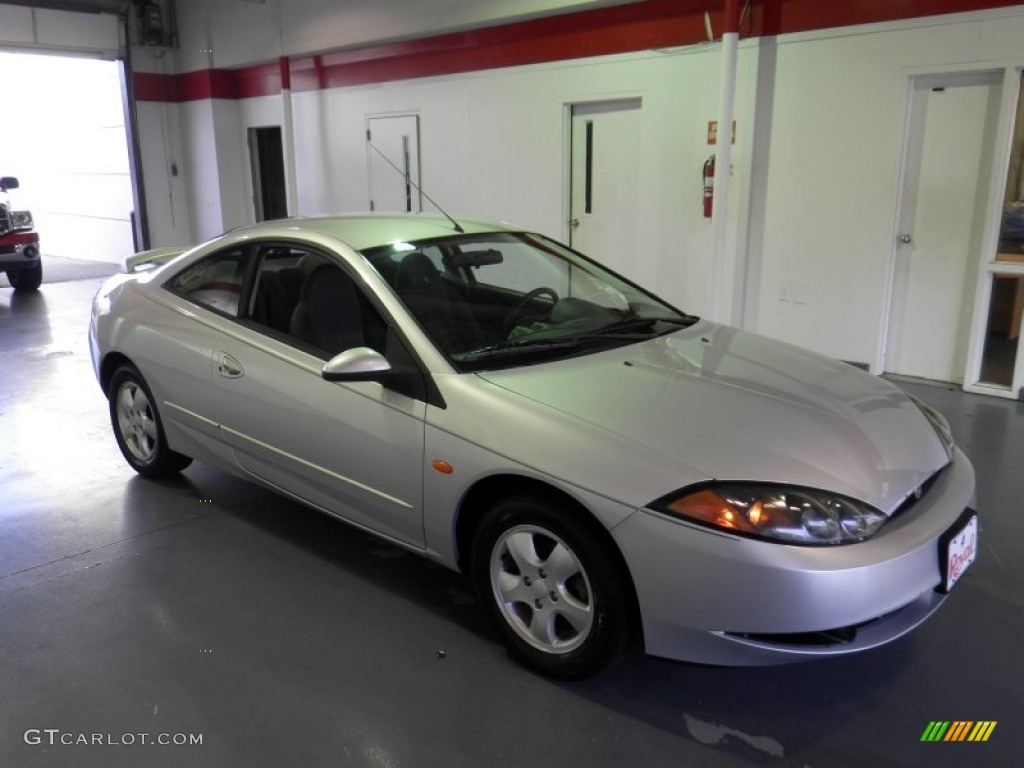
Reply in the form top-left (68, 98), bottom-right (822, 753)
top-left (233, 214), bottom-right (519, 251)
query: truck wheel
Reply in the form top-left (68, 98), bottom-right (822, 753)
top-left (109, 364), bottom-right (192, 478)
top-left (471, 496), bottom-right (633, 679)
top-left (8, 262), bottom-right (42, 292)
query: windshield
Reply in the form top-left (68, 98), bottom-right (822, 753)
top-left (361, 232), bottom-right (697, 372)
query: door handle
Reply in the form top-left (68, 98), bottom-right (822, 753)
top-left (569, 218), bottom-right (580, 229)
top-left (899, 233), bottom-right (912, 244)
top-left (217, 353), bottom-right (244, 379)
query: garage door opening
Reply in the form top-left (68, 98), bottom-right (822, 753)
top-left (0, 52), bottom-right (135, 267)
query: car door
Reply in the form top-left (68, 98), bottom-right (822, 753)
top-left (157, 244), bottom-right (250, 446)
top-left (207, 243), bottom-right (428, 549)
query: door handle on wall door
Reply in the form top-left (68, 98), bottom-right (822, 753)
top-left (569, 218), bottom-right (580, 229)
top-left (899, 233), bottom-right (912, 244)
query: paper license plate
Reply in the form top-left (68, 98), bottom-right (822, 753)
top-left (939, 510), bottom-right (977, 594)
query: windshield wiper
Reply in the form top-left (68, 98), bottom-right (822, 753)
top-left (458, 315), bottom-right (696, 362)
top-left (586, 315), bottom-right (696, 337)
top-left (457, 337), bottom-right (583, 362)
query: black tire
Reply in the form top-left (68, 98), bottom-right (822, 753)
top-left (8, 262), bottom-right (42, 292)
top-left (108, 364), bottom-right (192, 478)
top-left (471, 496), bottom-right (633, 679)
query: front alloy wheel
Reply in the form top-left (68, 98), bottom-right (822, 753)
top-left (108, 365), bottom-right (192, 478)
top-left (490, 525), bottom-right (594, 654)
top-left (472, 497), bottom-right (633, 678)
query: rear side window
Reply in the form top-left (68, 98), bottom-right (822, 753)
top-left (166, 247), bottom-right (248, 316)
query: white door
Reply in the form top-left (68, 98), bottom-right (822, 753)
top-left (569, 99), bottom-right (641, 278)
top-left (367, 115), bottom-right (421, 213)
top-left (885, 72), bottom-right (1001, 382)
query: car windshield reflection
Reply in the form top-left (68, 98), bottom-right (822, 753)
top-left (361, 232), bottom-right (696, 370)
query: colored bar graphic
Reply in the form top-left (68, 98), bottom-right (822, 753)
top-left (921, 720), bottom-right (996, 742)
top-left (921, 721), bottom-right (950, 741)
top-left (968, 722), bottom-right (997, 742)
top-left (945, 721), bottom-right (972, 741)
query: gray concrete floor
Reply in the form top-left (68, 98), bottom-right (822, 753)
top-left (1, 277), bottom-right (1020, 768)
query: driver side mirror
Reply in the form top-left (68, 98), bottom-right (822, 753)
top-left (321, 346), bottom-right (393, 382)
top-left (0, 176), bottom-right (19, 192)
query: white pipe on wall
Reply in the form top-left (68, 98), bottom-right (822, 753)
top-left (710, 0), bottom-right (741, 322)
top-left (280, 55), bottom-right (299, 217)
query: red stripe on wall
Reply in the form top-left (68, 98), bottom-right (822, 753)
top-left (757, 0), bottom-right (1023, 36)
top-left (289, 3), bottom-right (711, 92)
top-left (133, 72), bottom-right (179, 102)
top-left (235, 62), bottom-right (282, 99)
top-left (133, 0), bottom-right (1024, 102)
top-left (134, 68), bottom-right (252, 102)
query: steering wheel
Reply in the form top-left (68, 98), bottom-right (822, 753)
top-left (504, 287), bottom-right (559, 332)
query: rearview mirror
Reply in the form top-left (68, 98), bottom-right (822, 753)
top-left (321, 347), bottom-right (393, 382)
top-left (447, 248), bottom-right (503, 268)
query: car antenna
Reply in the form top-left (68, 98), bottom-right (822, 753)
top-left (367, 141), bottom-right (465, 233)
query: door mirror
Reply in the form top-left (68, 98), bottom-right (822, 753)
top-left (321, 347), bottom-right (393, 382)
top-left (0, 176), bottom-right (19, 191)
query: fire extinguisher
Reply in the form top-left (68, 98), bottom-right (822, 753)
top-left (703, 154), bottom-right (715, 218)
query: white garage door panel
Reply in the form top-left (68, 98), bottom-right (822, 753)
top-left (0, 6), bottom-right (34, 45)
top-left (0, 7), bottom-right (119, 56)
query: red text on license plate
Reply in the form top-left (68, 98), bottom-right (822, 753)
top-left (944, 514), bottom-right (977, 592)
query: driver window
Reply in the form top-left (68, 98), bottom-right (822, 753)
top-left (247, 245), bottom-right (386, 358)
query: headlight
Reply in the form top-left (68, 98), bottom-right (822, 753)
top-left (906, 393), bottom-right (955, 460)
top-left (649, 483), bottom-right (887, 545)
top-left (10, 210), bottom-right (33, 229)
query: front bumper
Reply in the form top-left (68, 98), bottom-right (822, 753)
top-left (0, 231), bottom-right (40, 270)
top-left (613, 448), bottom-right (976, 665)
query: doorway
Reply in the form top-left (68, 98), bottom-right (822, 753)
top-left (567, 98), bottom-right (641, 277)
top-left (970, 70), bottom-right (1024, 398)
top-left (248, 126), bottom-right (288, 222)
top-left (884, 71), bottom-right (1002, 383)
top-left (366, 115), bottom-right (421, 213)
top-left (0, 52), bottom-right (135, 266)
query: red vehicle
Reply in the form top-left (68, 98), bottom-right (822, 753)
top-left (0, 176), bottom-right (41, 292)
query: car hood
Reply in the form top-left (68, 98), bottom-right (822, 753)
top-left (476, 322), bottom-right (950, 513)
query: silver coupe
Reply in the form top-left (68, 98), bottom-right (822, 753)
top-left (89, 215), bottom-right (978, 678)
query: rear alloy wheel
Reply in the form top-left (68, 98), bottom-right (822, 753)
top-left (108, 365), bottom-right (192, 478)
top-left (471, 496), bottom-right (633, 679)
top-left (7, 262), bottom-right (42, 292)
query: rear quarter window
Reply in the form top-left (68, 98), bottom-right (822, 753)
top-left (166, 248), bottom-right (247, 316)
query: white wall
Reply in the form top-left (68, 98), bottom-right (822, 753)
top-left (138, 5), bottom-right (1024, 368)
top-left (280, 49), bottom-right (747, 317)
top-left (136, 100), bottom-right (195, 248)
top-left (755, 12), bottom-right (1024, 364)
